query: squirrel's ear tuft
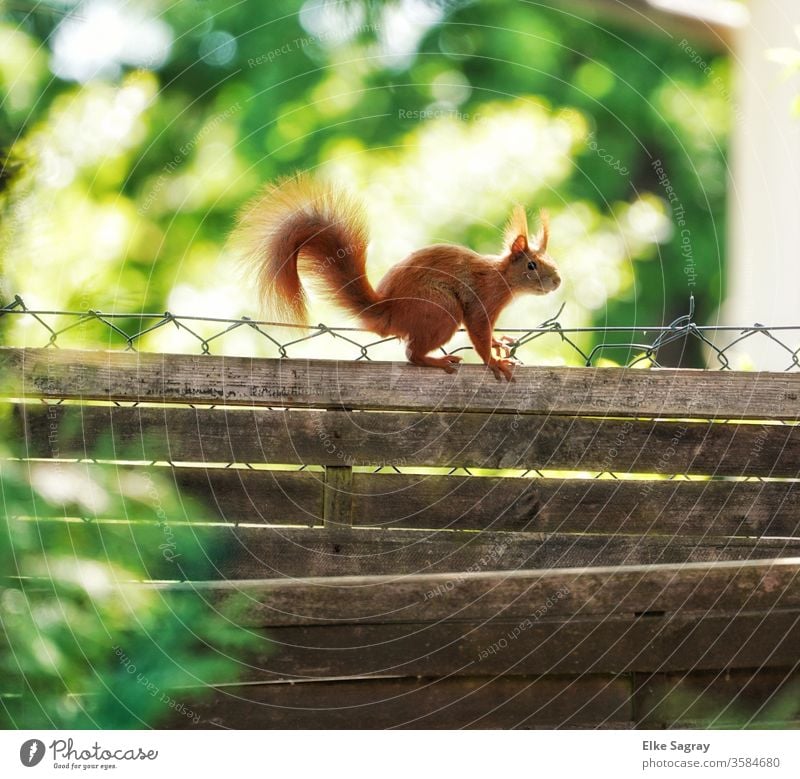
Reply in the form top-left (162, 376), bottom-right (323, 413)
top-left (510, 234), bottom-right (528, 255)
top-left (505, 205), bottom-right (529, 254)
top-left (536, 209), bottom-right (550, 252)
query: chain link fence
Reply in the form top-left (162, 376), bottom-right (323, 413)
top-left (3, 294), bottom-right (799, 489)
top-left (3, 294), bottom-right (800, 371)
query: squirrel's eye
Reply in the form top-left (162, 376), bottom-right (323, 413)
top-left (527, 260), bottom-right (537, 271)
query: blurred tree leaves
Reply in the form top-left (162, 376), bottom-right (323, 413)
top-left (0, 411), bottom-right (261, 729)
top-left (0, 0), bottom-right (730, 365)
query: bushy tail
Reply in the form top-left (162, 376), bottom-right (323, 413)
top-left (230, 173), bottom-right (384, 328)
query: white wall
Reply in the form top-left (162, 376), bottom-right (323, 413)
top-left (724, 0), bottom-right (800, 369)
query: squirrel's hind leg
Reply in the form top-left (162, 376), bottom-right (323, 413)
top-left (397, 297), bottom-right (461, 373)
top-left (405, 343), bottom-right (462, 374)
top-left (405, 326), bottom-right (462, 373)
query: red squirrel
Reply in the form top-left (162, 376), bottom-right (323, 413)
top-left (231, 174), bottom-right (561, 381)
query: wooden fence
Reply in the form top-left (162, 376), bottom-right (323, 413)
top-left (3, 346), bottom-right (800, 728)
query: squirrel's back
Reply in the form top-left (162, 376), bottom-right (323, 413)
top-left (230, 174), bottom-right (382, 326)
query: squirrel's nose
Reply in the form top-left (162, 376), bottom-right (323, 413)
top-left (550, 273), bottom-right (561, 291)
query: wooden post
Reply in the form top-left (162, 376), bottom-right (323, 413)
top-left (323, 465), bottom-right (354, 528)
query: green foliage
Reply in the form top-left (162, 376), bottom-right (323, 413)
top-left (0, 0), bottom-right (730, 367)
top-left (647, 679), bottom-right (800, 729)
top-left (0, 413), bottom-right (260, 729)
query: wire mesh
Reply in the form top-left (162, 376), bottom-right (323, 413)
top-left (2, 293), bottom-right (800, 371)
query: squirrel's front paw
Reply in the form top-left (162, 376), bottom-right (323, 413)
top-left (488, 359), bottom-right (516, 382)
top-left (492, 336), bottom-right (518, 359)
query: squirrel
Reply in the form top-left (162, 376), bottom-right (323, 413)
top-left (230, 174), bottom-right (561, 381)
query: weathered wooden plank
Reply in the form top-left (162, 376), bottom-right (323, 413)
top-left (18, 461), bottom-right (323, 525)
top-left (635, 667), bottom-right (800, 727)
top-left (169, 674), bottom-right (633, 729)
top-left (171, 466), bottom-right (322, 525)
top-left (160, 557), bottom-right (800, 626)
top-left (17, 404), bottom-right (800, 477)
top-left (233, 610), bottom-right (800, 681)
top-left (21, 521), bottom-right (800, 582)
top-left (350, 474), bottom-right (800, 536)
top-left (3, 347), bottom-right (800, 419)
top-left (19, 460), bottom-right (800, 535)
